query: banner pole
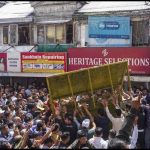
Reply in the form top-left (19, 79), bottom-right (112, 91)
top-left (126, 62), bottom-right (131, 92)
top-left (108, 65), bottom-right (114, 93)
top-left (67, 74), bottom-right (77, 109)
top-left (88, 69), bottom-right (96, 108)
top-left (46, 77), bottom-right (55, 114)
top-left (120, 62), bottom-right (128, 98)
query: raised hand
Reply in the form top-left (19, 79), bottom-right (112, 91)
top-left (73, 109), bottom-right (78, 116)
top-left (82, 102), bottom-right (88, 110)
top-left (112, 92), bottom-right (119, 106)
top-left (101, 99), bottom-right (108, 107)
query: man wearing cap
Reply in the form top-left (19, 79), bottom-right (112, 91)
top-left (81, 103), bottom-right (97, 139)
top-left (68, 130), bottom-right (95, 149)
top-left (81, 118), bottom-right (96, 140)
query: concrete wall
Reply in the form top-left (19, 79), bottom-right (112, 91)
top-left (30, 1), bottom-right (82, 22)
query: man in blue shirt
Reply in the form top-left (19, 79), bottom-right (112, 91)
top-left (0, 124), bottom-right (14, 144)
top-left (94, 108), bottom-right (110, 140)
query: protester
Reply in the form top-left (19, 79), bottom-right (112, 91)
top-left (73, 103), bottom-right (96, 139)
top-left (106, 129), bottom-right (116, 145)
top-left (101, 99), bottom-right (124, 134)
top-left (140, 102), bottom-right (150, 149)
top-left (94, 108), bottom-right (110, 140)
top-left (136, 106), bottom-right (146, 148)
top-left (89, 127), bottom-right (108, 149)
top-left (0, 82), bottom-right (150, 149)
top-left (107, 138), bottom-right (129, 149)
top-left (129, 115), bottom-right (138, 149)
top-left (68, 129), bottom-right (94, 149)
top-left (62, 113), bottom-right (78, 145)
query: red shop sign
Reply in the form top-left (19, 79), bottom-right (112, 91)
top-left (68, 47), bottom-right (150, 75)
top-left (0, 53), bottom-right (7, 72)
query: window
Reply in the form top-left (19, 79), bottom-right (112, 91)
top-left (37, 25), bottom-right (45, 44)
top-left (9, 24), bottom-right (18, 45)
top-left (0, 27), bottom-right (2, 44)
top-left (132, 19), bottom-right (149, 46)
top-left (2, 24), bottom-right (32, 45)
top-left (18, 25), bottom-right (30, 45)
top-left (66, 24), bottom-right (73, 43)
top-left (56, 24), bottom-right (65, 43)
top-left (30, 24), bottom-right (34, 45)
top-left (46, 25), bottom-right (55, 43)
top-left (45, 24), bottom-right (65, 44)
top-left (37, 24), bottom-right (73, 44)
top-left (3, 26), bottom-right (8, 44)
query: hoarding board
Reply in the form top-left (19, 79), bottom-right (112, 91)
top-left (88, 16), bottom-right (130, 39)
top-left (7, 52), bottom-right (21, 72)
top-left (0, 53), bottom-right (7, 72)
top-left (21, 52), bottom-right (67, 73)
top-left (68, 47), bottom-right (150, 75)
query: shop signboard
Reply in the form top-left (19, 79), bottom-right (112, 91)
top-left (0, 53), bottom-right (7, 72)
top-left (88, 16), bottom-right (130, 39)
top-left (21, 52), bottom-right (67, 73)
top-left (68, 47), bottom-right (150, 75)
top-left (7, 52), bottom-right (21, 72)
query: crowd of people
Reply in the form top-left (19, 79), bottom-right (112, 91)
top-left (0, 82), bottom-right (150, 149)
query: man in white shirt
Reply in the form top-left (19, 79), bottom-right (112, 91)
top-left (129, 124), bottom-right (138, 149)
top-left (102, 100), bottom-right (124, 134)
top-left (129, 115), bottom-right (138, 149)
top-left (89, 127), bottom-right (108, 149)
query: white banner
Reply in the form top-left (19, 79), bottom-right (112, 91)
top-left (7, 52), bottom-right (21, 72)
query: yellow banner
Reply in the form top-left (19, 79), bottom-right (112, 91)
top-left (46, 61), bottom-right (128, 100)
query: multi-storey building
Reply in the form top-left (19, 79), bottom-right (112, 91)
top-left (0, 1), bottom-right (149, 89)
top-left (0, 1), bottom-right (86, 86)
top-left (72, 1), bottom-right (150, 89)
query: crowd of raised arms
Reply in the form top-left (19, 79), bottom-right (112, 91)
top-left (0, 82), bottom-right (150, 149)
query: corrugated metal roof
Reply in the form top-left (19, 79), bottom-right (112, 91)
top-left (0, 1), bottom-right (34, 19)
top-left (78, 1), bottom-right (150, 13)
